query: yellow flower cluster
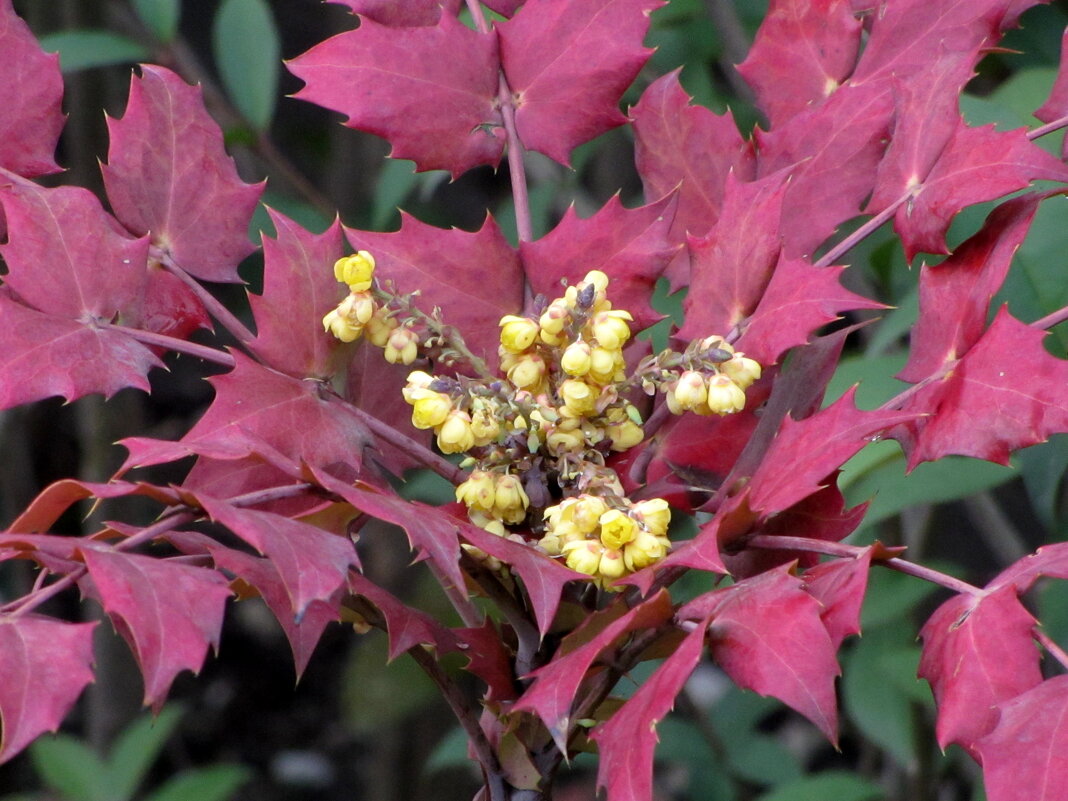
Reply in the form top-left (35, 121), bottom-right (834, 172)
top-left (540, 495), bottom-right (671, 588)
top-left (455, 470), bottom-right (531, 529)
top-left (402, 371), bottom-right (501, 454)
top-left (664, 337), bottom-right (762, 416)
top-left (323, 252), bottom-right (419, 364)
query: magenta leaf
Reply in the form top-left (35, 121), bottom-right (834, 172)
top-left (892, 308), bottom-right (1068, 468)
top-left (989, 542), bottom-right (1068, 594)
top-left (80, 548), bottom-right (231, 706)
top-left (520, 195), bottom-right (677, 332)
top-left (346, 214), bottom-right (523, 368)
top-left (919, 585), bottom-right (1042, 756)
top-left (591, 622), bottom-right (707, 801)
top-left (0, 616), bottom-right (96, 764)
top-left (455, 622), bottom-right (517, 702)
top-left (1036, 29), bottom-right (1068, 129)
top-left (975, 675), bottom-right (1068, 801)
top-left (248, 210), bottom-right (347, 379)
top-left (349, 572), bottom-right (459, 660)
top-left (737, 0), bottom-right (863, 129)
top-left (345, 350), bottom-right (427, 474)
top-left (288, 15), bottom-right (503, 177)
top-left (328, 0), bottom-right (461, 26)
top-left (736, 254), bottom-right (884, 367)
top-left (682, 565), bottom-right (840, 741)
top-left (140, 263), bottom-right (210, 341)
top-left (196, 496), bottom-right (358, 618)
top-left (513, 591), bottom-right (673, 751)
top-left (0, 0), bottom-right (64, 178)
top-left (802, 547), bottom-right (873, 650)
top-left (102, 66), bottom-right (261, 283)
top-left (498, 0), bottom-right (661, 165)
top-left (897, 194), bottom-right (1041, 383)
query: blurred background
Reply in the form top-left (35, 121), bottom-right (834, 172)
top-left (1, 1), bottom-right (1067, 799)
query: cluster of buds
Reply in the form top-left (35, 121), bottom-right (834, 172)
top-left (644, 336), bottom-right (762, 417)
top-left (323, 252), bottom-right (421, 365)
top-left (540, 495), bottom-right (671, 588)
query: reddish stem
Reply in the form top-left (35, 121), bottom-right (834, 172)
top-left (1036, 628), bottom-right (1068, 672)
top-left (155, 250), bottom-right (257, 349)
top-left (107, 323), bottom-right (237, 368)
top-left (1033, 304), bottom-right (1068, 331)
top-left (1028, 114), bottom-right (1068, 140)
top-left (815, 192), bottom-right (910, 267)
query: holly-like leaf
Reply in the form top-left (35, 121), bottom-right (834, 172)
top-left (140, 263), bottom-right (211, 341)
top-left (898, 194), bottom-right (1041, 384)
top-left (892, 123), bottom-right (1068, 261)
top-left (802, 547), bottom-right (873, 649)
top-left (327, 0), bottom-right (461, 26)
top-left (0, 294), bottom-right (162, 409)
top-left (498, 0), bottom-right (662, 165)
top-left (736, 254), bottom-right (884, 367)
top-left (630, 70), bottom-right (754, 287)
top-left (520, 195), bottom-right (677, 332)
top-left (288, 15), bottom-right (503, 177)
top-left (975, 675), bottom-right (1068, 801)
top-left (681, 566), bottom-right (840, 741)
top-left (1036, 29), bottom-right (1068, 131)
top-left (989, 542), bottom-right (1068, 594)
top-left (454, 622), bottom-right (517, 702)
top-left (345, 214), bottom-right (523, 368)
top-left (675, 169), bottom-right (789, 342)
top-left (513, 591), bottom-right (673, 752)
top-left (349, 571), bottom-right (459, 659)
top-left (918, 585), bottom-right (1042, 755)
top-left (345, 347), bottom-right (426, 475)
top-left (248, 210), bottom-right (347, 379)
top-left (591, 621), bottom-right (707, 801)
top-left (0, 616), bottom-right (96, 764)
top-left (80, 548), bottom-right (231, 706)
top-left (0, 0), bottom-right (64, 178)
top-left (892, 308), bottom-right (1068, 468)
top-left (102, 65), bottom-right (263, 282)
top-left (747, 388), bottom-right (919, 516)
top-left (196, 496), bottom-right (358, 618)
top-left (737, 0), bottom-right (863, 129)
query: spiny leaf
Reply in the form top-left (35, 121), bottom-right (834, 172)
top-left (288, 14), bottom-right (503, 177)
top-left (349, 572), bottom-right (459, 660)
top-left (802, 547), bottom-right (873, 650)
top-left (327, 0), bottom-right (461, 27)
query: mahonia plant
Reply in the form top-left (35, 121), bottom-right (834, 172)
top-left (2, 1), bottom-right (1068, 800)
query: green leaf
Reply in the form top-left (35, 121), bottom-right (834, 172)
top-left (212, 0), bottom-right (280, 130)
top-left (1017, 436), bottom-right (1068, 532)
top-left (859, 569), bottom-right (939, 630)
top-left (132, 0), bottom-right (181, 41)
top-left (38, 31), bottom-right (149, 73)
top-left (754, 771), bottom-right (884, 801)
top-left (30, 736), bottom-right (108, 801)
top-left (144, 766), bottom-right (251, 801)
top-left (106, 706), bottom-right (185, 801)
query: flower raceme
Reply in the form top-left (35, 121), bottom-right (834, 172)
top-left (327, 258), bottom-right (761, 586)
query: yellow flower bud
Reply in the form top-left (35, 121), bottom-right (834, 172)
top-left (405, 370), bottom-right (434, 390)
top-left (720, 354), bottom-right (762, 390)
top-left (507, 353), bottom-right (547, 390)
top-left (599, 509), bottom-right (638, 550)
top-left (338, 291), bottom-right (376, 326)
top-left (606, 419), bottom-right (643, 451)
top-left (544, 497), bottom-right (578, 530)
top-left (493, 473), bottom-right (530, 524)
top-left (366, 307), bottom-right (398, 347)
top-left (499, 315), bottom-right (539, 353)
top-left (573, 495), bottom-right (608, 533)
top-left (539, 300), bottom-right (571, 337)
top-left (582, 270), bottom-right (609, 294)
top-left (699, 335), bottom-right (735, 357)
top-left (632, 498), bottom-right (671, 537)
top-left (598, 548), bottom-right (627, 582)
top-left (705, 374), bottom-right (746, 415)
top-left (384, 328), bottom-right (419, 365)
top-left (563, 540), bottom-right (604, 576)
top-left (408, 389), bottom-right (452, 429)
top-left (673, 370), bottom-right (708, 412)
top-left (547, 427), bottom-right (586, 455)
top-left (322, 308), bottom-right (362, 342)
top-left (589, 310), bottom-right (632, 350)
top-left (623, 531), bottom-right (669, 572)
top-left (561, 341), bottom-right (592, 376)
top-left (455, 470), bottom-right (496, 512)
top-left (334, 251), bottom-right (376, 291)
top-left (437, 410), bottom-right (475, 454)
top-left (559, 379), bottom-right (598, 417)
top-left (470, 407), bottom-right (501, 446)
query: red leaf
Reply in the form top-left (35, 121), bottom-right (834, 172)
top-left (591, 622), bottom-right (707, 801)
top-left (349, 572), bottom-right (459, 659)
top-left (0, 616), bottom-right (96, 764)
top-left (990, 542), bottom-right (1068, 594)
top-left (197, 497), bottom-right (358, 618)
top-left (0, 294), bottom-right (162, 409)
top-left (345, 348), bottom-right (427, 475)
top-left (737, 0), bottom-right (863, 128)
top-left (0, 0), bottom-right (64, 177)
top-left (345, 214), bottom-right (523, 368)
top-left (747, 388), bottom-right (919, 516)
top-left (102, 66), bottom-right (262, 282)
top-left (630, 71), bottom-right (755, 287)
top-left (892, 123), bottom-right (1068, 261)
top-left (736, 254), bottom-right (884, 367)
top-left (802, 547), bottom-right (873, 650)
top-left (675, 169), bottom-right (789, 342)
top-left (897, 194), bottom-right (1041, 384)
top-left (498, 0), bottom-right (662, 165)
top-left (513, 591), bottom-right (673, 751)
top-left (455, 622), bottom-right (517, 702)
top-left (755, 81), bottom-right (893, 258)
top-left (1036, 29), bottom-right (1068, 128)
top-left (288, 15), bottom-right (504, 177)
top-left (892, 308), bottom-right (1068, 468)
top-left (682, 566), bottom-right (840, 741)
top-left (520, 195), bottom-right (677, 332)
top-left (0, 182), bottom-right (148, 321)
top-left (5, 479), bottom-right (175, 534)
top-left (328, 0), bottom-right (461, 25)
top-left (207, 546), bottom-right (338, 678)
top-left (975, 675), bottom-right (1068, 801)
top-left (80, 549), bottom-right (231, 706)
top-left (121, 353), bottom-right (370, 492)
top-left (918, 585), bottom-right (1042, 755)
top-left (140, 264), bottom-right (210, 341)
top-left (249, 211), bottom-right (347, 379)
